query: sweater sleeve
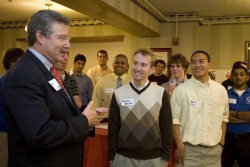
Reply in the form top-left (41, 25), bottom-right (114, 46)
top-left (108, 93), bottom-right (121, 161)
top-left (159, 90), bottom-right (173, 161)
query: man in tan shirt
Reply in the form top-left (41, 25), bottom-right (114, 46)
top-left (171, 50), bottom-right (229, 167)
top-left (87, 50), bottom-right (113, 87)
top-left (92, 54), bottom-right (131, 110)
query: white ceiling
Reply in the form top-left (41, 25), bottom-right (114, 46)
top-left (2, 0), bottom-right (250, 22)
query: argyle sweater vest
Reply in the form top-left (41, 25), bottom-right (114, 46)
top-left (112, 82), bottom-right (168, 159)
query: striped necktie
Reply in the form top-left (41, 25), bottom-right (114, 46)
top-left (116, 77), bottom-right (122, 89)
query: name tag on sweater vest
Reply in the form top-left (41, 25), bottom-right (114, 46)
top-left (121, 98), bottom-right (134, 106)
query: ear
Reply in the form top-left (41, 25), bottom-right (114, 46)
top-left (208, 62), bottom-right (212, 70)
top-left (150, 66), bottom-right (155, 75)
top-left (36, 30), bottom-right (44, 44)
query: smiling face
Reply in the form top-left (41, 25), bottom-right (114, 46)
top-left (113, 56), bottom-right (129, 76)
top-left (191, 52), bottom-right (211, 83)
top-left (35, 21), bottom-right (71, 64)
top-left (155, 62), bottom-right (165, 75)
top-left (170, 63), bottom-right (185, 79)
top-left (132, 53), bottom-right (154, 85)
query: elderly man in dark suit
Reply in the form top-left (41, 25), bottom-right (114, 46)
top-left (2, 10), bottom-right (107, 167)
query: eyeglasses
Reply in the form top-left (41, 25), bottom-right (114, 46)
top-left (57, 35), bottom-right (71, 42)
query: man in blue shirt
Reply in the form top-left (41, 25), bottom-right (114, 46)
top-left (70, 54), bottom-right (93, 112)
top-left (222, 62), bottom-right (250, 167)
top-left (221, 61), bottom-right (250, 90)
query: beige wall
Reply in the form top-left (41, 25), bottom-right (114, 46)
top-left (0, 22), bottom-right (250, 75)
top-left (197, 24), bottom-right (250, 69)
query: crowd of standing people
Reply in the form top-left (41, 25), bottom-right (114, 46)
top-left (0, 9), bottom-right (249, 167)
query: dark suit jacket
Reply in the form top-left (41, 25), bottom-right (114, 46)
top-left (2, 50), bottom-right (89, 167)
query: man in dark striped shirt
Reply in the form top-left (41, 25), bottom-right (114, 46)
top-left (54, 52), bottom-right (82, 109)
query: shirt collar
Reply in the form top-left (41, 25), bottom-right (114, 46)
top-left (69, 69), bottom-right (85, 76)
top-left (29, 48), bottom-right (52, 71)
top-left (229, 85), bottom-right (250, 93)
top-left (176, 75), bottom-right (188, 85)
top-left (131, 79), bottom-right (149, 90)
top-left (112, 73), bottom-right (127, 81)
top-left (97, 64), bottom-right (106, 71)
top-left (191, 76), bottom-right (211, 87)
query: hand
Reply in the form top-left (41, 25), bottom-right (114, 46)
top-left (168, 84), bottom-right (176, 95)
top-left (174, 142), bottom-right (185, 166)
top-left (95, 107), bottom-right (109, 117)
top-left (95, 107), bottom-right (109, 122)
top-left (82, 101), bottom-right (106, 127)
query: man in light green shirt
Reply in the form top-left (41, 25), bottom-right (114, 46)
top-left (171, 50), bottom-right (229, 167)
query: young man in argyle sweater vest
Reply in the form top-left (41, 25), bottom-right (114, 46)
top-left (108, 48), bottom-right (173, 167)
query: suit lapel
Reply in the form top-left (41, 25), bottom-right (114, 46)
top-left (25, 51), bottom-right (80, 114)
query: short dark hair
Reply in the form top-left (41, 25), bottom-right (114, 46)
top-left (74, 54), bottom-right (86, 63)
top-left (232, 61), bottom-right (247, 69)
top-left (2, 47), bottom-right (25, 70)
top-left (27, 10), bottom-right (70, 46)
top-left (155, 59), bottom-right (166, 68)
top-left (191, 50), bottom-right (211, 62)
top-left (134, 48), bottom-right (155, 67)
top-left (97, 50), bottom-right (108, 57)
top-left (167, 54), bottom-right (189, 70)
top-left (115, 54), bottom-right (128, 60)
top-left (231, 61), bottom-right (248, 74)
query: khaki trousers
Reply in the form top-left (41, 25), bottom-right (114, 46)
top-left (175, 143), bottom-right (223, 167)
top-left (110, 153), bottom-right (167, 167)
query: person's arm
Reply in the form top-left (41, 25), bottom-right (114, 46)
top-left (219, 122), bottom-right (227, 146)
top-left (65, 74), bottom-right (82, 109)
top-left (73, 95), bottom-right (82, 109)
top-left (229, 110), bottom-right (249, 123)
top-left (170, 87), bottom-right (184, 165)
top-left (86, 76), bottom-right (94, 103)
top-left (87, 68), bottom-right (96, 87)
top-left (92, 80), bottom-right (103, 109)
top-left (108, 93), bottom-right (120, 161)
top-left (220, 92), bottom-right (229, 146)
top-left (159, 91), bottom-right (172, 162)
top-left (173, 124), bottom-right (185, 165)
top-left (236, 111), bottom-right (250, 122)
top-left (82, 101), bottom-right (108, 127)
